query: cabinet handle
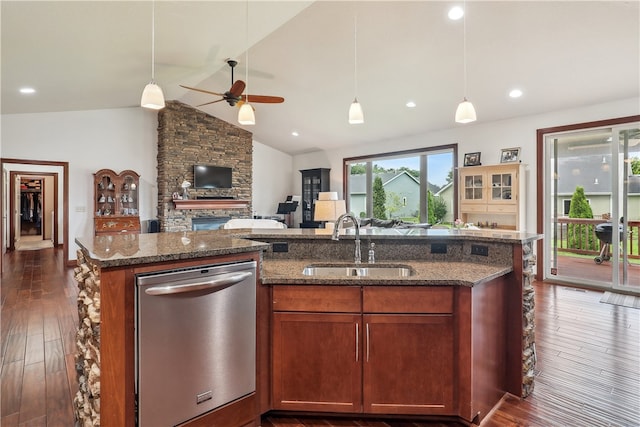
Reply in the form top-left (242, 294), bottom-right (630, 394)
top-left (355, 322), bottom-right (359, 362)
top-left (366, 323), bottom-right (370, 362)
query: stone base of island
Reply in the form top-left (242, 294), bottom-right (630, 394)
top-left (73, 227), bottom-right (540, 426)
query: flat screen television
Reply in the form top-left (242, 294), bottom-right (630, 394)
top-left (193, 165), bottom-right (232, 188)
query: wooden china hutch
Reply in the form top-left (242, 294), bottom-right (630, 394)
top-left (93, 169), bottom-right (141, 235)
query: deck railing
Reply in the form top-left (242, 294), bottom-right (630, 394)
top-left (555, 218), bottom-right (640, 260)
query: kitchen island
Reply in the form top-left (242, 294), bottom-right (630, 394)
top-left (74, 228), bottom-right (540, 426)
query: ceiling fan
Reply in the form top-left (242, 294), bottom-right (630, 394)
top-left (179, 59), bottom-right (284, 108)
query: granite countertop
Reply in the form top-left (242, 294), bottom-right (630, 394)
top-left (228, 227), bottom-right (543, 244)
top-left (75, 231), bottom-right (269, 268)
top-left (261, 259), bottom-right (512, 287)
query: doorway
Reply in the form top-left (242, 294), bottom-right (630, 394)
top-left (15, 174), bottom-right (55, 250)
top-left (1, 158), bottom-right (69, 267)
top-left (537, 117), bottom-right (640, 294)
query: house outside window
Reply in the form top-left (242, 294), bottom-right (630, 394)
top-left (344, 145), bottom-right (457, 224)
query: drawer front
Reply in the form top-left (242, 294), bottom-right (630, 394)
top-left (487, 203), bottom-right (517, 213)
top-left (273, 285), bottom-right (361, 313)
top-left (460, 203), bottom-right (487, 213)
top-left (363, 286), bottom-right (454, 314)
top-left (95, 216), bottom-right (141, 233)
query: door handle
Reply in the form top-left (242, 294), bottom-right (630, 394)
top-left (145, 271), bottom-right (252, 295)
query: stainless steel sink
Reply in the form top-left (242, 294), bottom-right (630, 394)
top-left (302, 264), bottom-right (414, 277)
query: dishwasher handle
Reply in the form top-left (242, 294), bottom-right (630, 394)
top-left (144, 271), bottom-right (253, 296)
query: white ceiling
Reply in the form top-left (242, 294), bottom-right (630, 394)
top-left (2, 1), bottom-right (639, 155)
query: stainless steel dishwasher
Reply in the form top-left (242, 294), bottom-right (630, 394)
top-left (135, 260), bottom-right (256, 427)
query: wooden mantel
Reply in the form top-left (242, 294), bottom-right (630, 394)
top-left (173, 199), bottom-right (250, 210)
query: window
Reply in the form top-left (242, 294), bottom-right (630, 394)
top-left (344, 144), bottom-right (457, 224)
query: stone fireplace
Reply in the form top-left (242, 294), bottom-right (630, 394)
top-left (156, 101), bottom-right (253, 232)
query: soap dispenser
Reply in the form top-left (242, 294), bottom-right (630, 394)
top-left (368, 242), bottom-right (376, 264)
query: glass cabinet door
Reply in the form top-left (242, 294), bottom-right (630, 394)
top-left (120, 174), bottom-right (138, 216)
top-left (463, 174), bottom-right (484, 201)
top-left (491, 173), bottom-right (513, 201)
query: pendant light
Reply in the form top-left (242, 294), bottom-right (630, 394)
top-left (140, 0), bottom-right (165, 110)
top-left (238, 0), bottom-right (255, 125)
top-left (348, 15), bottom-right (364, 124)
top-left (455, 1), bottom-right (476, 124)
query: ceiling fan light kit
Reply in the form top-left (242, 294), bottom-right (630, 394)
top-left (141, 0), bottom-right (165, 110)
top-left (455, 0), bottom-right (476, 124)
top-left (238, 103), bottom-right (256, 125)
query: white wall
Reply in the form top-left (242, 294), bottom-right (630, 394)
top-left (2, 107), bottom-right (158, 258)
top-left (251, 141), bottom-right (294, 218)
top-left (293, 97), bottom-right (640, 233)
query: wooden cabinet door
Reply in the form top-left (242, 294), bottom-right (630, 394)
top-left (362, 314), bottom-right (455, 415)
top-left (272, 312), bottom-right (362, 413)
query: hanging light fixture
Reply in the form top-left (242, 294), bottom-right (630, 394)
top-left (455, 1), bottom-right (476, 124)
top-left (348, 15), bottom-right (364, 124)
top-left (238, 0), bottom-right (255, 125)
top-left (140, 0), bottom-right (165, 110)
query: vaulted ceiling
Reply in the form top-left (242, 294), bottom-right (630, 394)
top-left (2, 1), bottom-right (639, 155)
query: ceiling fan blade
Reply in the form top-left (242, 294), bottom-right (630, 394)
top-left (179, 84), bottom-right (225, 97)
top-left (229, 80), bottom-right (246, 98)
top-left (241, 94), bottom-right (285, 104)
top-left (196, 99), bottom-right (225, 107)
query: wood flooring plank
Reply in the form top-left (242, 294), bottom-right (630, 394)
top-left (18, 361), bottom-right (46, 424)
top-left (0, 412), bottom-right (20, 427)
top-left (43, 339), bottom-right (65, 374)
top-left (19, 415), bottom-right (48, 427)
top-left (3, 334), bottom-right (26, 364)
top-left (45, 369), bottom-right (75, 427)
top-left (1, 360), bottom-right (24, 417)
top-left (23, 333), bottom-right (44, 366)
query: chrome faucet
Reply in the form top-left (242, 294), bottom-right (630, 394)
top-left (332, 212), bottom-right (361, 264)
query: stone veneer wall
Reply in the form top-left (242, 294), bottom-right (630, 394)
top-left (73, 250), bottom-right (101, 427)
top-left (157, 101), bottom-right (253, 232)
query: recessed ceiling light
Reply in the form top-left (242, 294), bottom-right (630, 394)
top-left (448, 6), bottom-right (464, 20)
top-left (509, 89), bottom-right (523, 98)
top-left (19, 87), bottom-right (36, 94)
top-left (406, 101), bottom-right (416, 108)
top-left (291, 131), bottom-right (299, 137)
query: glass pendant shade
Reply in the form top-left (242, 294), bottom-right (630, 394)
top-left (141, 82), bottom-right (165, 110)
top-left (238, 103), bottom-right (255, 125)
top-left (455, 98), bottom-right (477, 123)
top-left (348, 98), bottom-right (364, 124)
top-left (141, 0), bottom-right (164, 110)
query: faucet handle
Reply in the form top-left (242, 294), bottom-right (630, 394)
top-left (368, 242), bottom-right (375, 264)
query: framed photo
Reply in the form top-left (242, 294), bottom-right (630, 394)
top-left (464, 152), bottom-right (481, 166)
top-left (500, 147), bottom-right (521, 163)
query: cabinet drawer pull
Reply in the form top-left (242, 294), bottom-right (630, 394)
top-left (366, 323), bottom-right (370, 362)
top-left (355, 322), bottom-right (359, 362)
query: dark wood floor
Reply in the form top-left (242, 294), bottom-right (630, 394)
top-left (1, 247), bottom-right (639, 426)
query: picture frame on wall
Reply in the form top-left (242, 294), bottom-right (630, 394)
top-left (464, 152), bottom-right (481, 166)
top-left (500, 147), bottom-right (521, 163)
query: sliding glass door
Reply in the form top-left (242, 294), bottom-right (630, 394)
top-left (544, 123), bottom-right (640, 294)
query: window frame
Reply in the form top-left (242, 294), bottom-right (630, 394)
top-left (343, 144), bottom-right (458, 223)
